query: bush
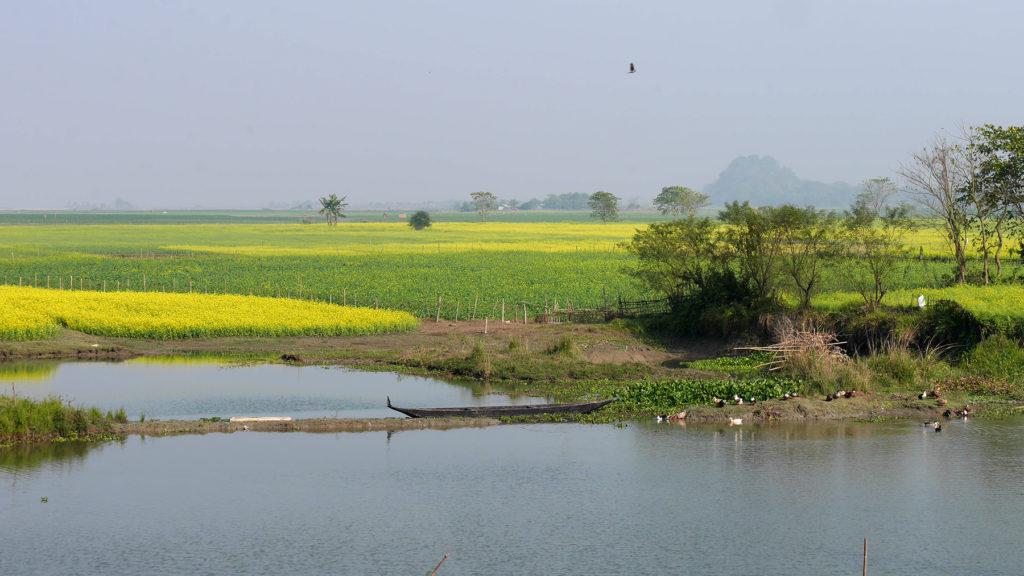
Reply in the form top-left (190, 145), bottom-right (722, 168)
top-left (408, 211), bottom-right (432, 230)
top-left (545, 335), bottom-right (578, 358)
top-left (960, 334), bottom-right (1024, 382)
top-left (916, 299), bottom-right (983, 351)
top-left (844, 309), bottom-right (901, 355)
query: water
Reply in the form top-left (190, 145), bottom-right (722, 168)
top-left (3, 416), bottom-right (1024, 575)
top-left (2, 362), bottom-right (1024, 575)
top-left (0, 359), bottom-right (549, 420)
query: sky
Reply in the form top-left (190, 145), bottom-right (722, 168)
top-left (1, 1), bottom-right (1022, 210)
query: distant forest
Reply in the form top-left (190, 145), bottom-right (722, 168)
top-left (449, 155), bottom-right (861, 212)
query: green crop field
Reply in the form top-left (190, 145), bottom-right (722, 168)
top-left (1, 213), bottom-right (1022, 326)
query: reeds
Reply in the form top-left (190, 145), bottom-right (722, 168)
top-left (0, 394), bottom-right (120, 442)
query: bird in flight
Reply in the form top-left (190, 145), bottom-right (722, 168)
top-left (629, 62), bottom-right (636, 74)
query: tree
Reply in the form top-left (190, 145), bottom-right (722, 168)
top-left (622, 217), bottom-right (721, 303)
top-left (717, 201), bottom-right (787, 301)
top-left (839, 203), bottom-right (914, 310)
top-left (773, 205), bottom-right (838, 309)
top-left (897, 132), bottom-right (971, 283)
top-left (408, 211), bottom-right (432, 230)
top-left (654, 186), bottom-right (709, 219)
top-left (969, 124), bottom-right (1024, 280)
top-left (470, 191), bottom-right (498, 221)
top-left (318, 193), bottom-right (347, 226)
top-left (855, 178), bottom-right (899, 219)
top-left (588, 191), bottom-right (620, 223)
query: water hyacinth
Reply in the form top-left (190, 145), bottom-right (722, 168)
top-left (0, 286), bottom-right (418, 340)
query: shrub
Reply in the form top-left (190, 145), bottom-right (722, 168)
top-left (545, 335), bottom-right (578, 358)
top-left (916, 299), bottom-right (983, 351)
top-left (408, 211), bottom-right (432, 230)
top-left (960, 334), bottom-right (1024, 382)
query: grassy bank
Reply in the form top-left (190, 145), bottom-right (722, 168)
top-left (0, 395), bottom-right (125, 444)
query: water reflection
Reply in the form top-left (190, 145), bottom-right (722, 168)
top-left (0, 359), bottom-right (548, 420)
top-left (1, 419), bottom-right (1022, 576)
top-left (0, 361), bottom-right (59, 382)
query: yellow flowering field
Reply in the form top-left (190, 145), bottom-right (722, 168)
top-left (814, 284), bottom-right (1024, 335)
top-left (0, 286), bottom-right (418, 340)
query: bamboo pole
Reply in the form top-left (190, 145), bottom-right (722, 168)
top-left (436, 295), bottom-right (442, 323)
top-left (428, 553), bottom-right (450, 576)
top-left (472, 295), bottom-right (478, 320)
top-left (863, 538), bottom-right (867, 576)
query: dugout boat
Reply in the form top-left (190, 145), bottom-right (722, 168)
top-left (386, 396), bottom-right (617, 418)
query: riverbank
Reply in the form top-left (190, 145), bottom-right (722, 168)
top-left (2, 319), bottom-right (1022, 445)
top-left (111, 416), bottom-right (501, 436)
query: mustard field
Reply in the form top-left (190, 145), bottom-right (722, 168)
top-left (1, 219), bottom-right (1023, 338)
top-left (0, 222), bottom-right (652, 322)
top-left (814, 285), bottom-right (1024, 336)
top-left (0, 286), bottom-right (418, 340)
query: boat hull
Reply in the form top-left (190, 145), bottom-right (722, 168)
top-left (386, 397), bottom-right (617, 419)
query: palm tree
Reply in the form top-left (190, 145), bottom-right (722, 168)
top-left (318, 194), bottom-right (348, 226)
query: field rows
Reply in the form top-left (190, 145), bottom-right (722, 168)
top-left (0, 286), bottom-right (418, 340)
top-left (2, 221), bottom-right (1023, 331)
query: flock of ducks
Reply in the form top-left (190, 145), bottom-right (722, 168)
top-left (655, 385), bottom-right (973, 429)
top-left (657, 392), bottom-right (806, 426)
top-left (824, 389), bottom-right (858, 401)
top-left (924, 405), bottom-right (972, 432)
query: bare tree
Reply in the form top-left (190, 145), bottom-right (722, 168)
top-left (470, 191), bottom-right (498, 221)
top-left (897, 132), bottom-right (971, 284)
top-left (856, 178), bottom-right (899, 219)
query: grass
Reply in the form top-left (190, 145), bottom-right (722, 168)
top-left (0, 395), bottom-right (124, 444)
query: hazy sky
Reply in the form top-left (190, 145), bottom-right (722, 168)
top-left (2, 1), bottom-right (1021, 210)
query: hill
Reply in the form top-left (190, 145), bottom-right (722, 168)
top-left (703, 155), bottom-right (859, 209)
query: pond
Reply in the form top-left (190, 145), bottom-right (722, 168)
top-left (2, 362), bottom-right (1023, 575)
top-left (0, 359), bottom-right (549, 420)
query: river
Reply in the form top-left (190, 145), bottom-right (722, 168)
top-left (2, 362), bottom-right (1023, 575)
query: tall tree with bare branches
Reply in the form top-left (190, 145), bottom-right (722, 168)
top-left (897, 132), bottom-right (971, 283)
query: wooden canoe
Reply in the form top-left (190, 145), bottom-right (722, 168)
top-left (386, 396), bottom-right (617, 418)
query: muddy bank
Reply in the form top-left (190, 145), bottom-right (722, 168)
top-left (111, 416), bottom-right (500, 437)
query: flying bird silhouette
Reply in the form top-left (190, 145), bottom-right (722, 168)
top-left (629, 62), bottom-right (636, 74)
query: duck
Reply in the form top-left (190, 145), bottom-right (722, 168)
top-left (733, 394), bottom-right (743, 405)
top-left (727, 416), bottom-right (743, 426)
top-left (782, 393), bottom-right (791, 401)
top-left (942, 409), bottom-right (953, 419)
top-left (713, 397), bottom-right (726, 408)
top-left (924, 420), bottom-right (941, 431)
top-left (667, 410), bottom-right (687, 423)
top-left (919, 391), bottom-right (928, 399)
top-left (656, 415), bottom-right (666, 423)
top-left (834, 390), bottom-right (845, 400)
top-left (844, 390), bottom-right (858, 399)
top-left (748, 397), bottom-right (757, 405)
